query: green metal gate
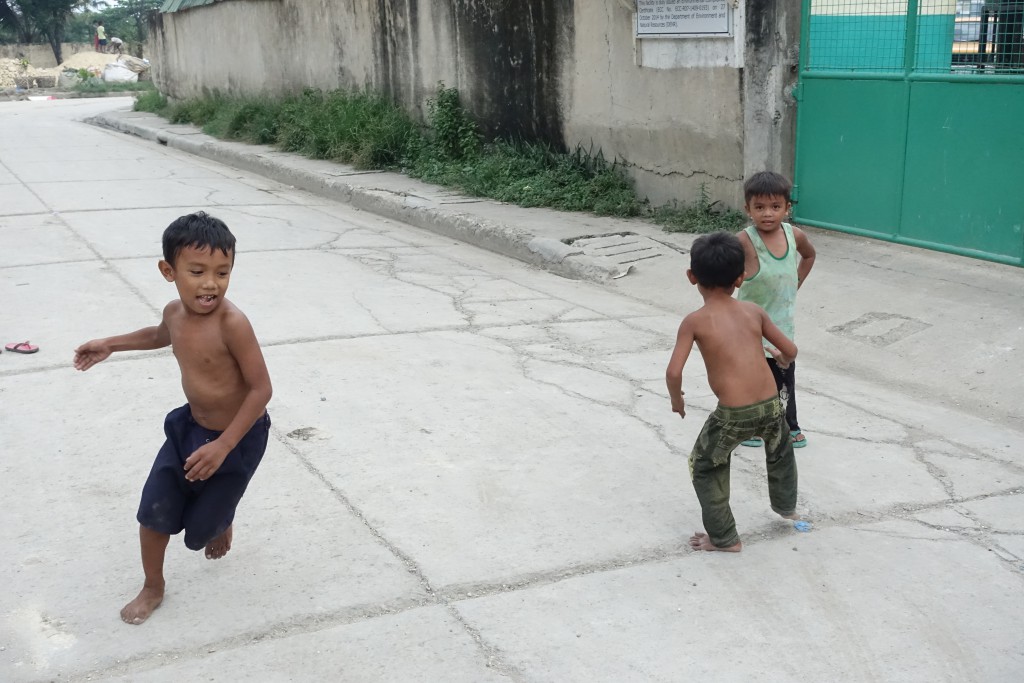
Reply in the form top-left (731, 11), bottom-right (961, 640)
top-left (793, 0), bottom-right (1024, 266)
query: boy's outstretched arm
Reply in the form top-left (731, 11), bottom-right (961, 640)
top-left (665, 317), bottom-right (695, 419)
top-left (760, 310), bottom-right (797, 368)
top-left (183, 312), bottom-right (273, 482)
top-left (794, 227), bottom-right (816, 288)
top-left (74, 319), bottom-right (171, 371)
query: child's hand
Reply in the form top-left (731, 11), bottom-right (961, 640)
top-left (184, 441), bottom-right (231, 482)
top-left (73, 340), bottom-right (111, 371)
top-left (671, 391), bottom-right (686, 419)
top-left (766, 345), bottom-right (791, 370)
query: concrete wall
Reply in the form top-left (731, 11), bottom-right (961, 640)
top-left (0, 43), bottom-right (94, 68)
top-left (743, 0), bottom-right (801, 191)
top-left (150, 1), bottom-right (800, 209)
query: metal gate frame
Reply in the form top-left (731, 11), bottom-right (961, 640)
top-left (792, 0), bottom-right (1024, 266)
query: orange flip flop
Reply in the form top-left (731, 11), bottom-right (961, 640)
top-left (5, 341), bottom-right (39, 354)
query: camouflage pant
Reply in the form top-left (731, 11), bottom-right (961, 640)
top-left (689, 396), bottom-right (798, 548)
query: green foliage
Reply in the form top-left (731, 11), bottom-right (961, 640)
top-left (0, 0), bottom-right (37, 43)
top-left (410, 140), bottom-right (642, 216)
top-left (165, 96), bottom-right (222, 125)
top-left (74, 78), bottom-right (154, 93)
top-left (133, 88), bottom-right (167, 112)
top-left (654, 183), bottom-right (748, 234)
top-left (8, 0), bottom-right (80, 62)
top-left (122, 85), bottom-right (739, 224)
top-left (275, 89), bottom-right (420, 168)
top-left (101, 0), bottom-right (160, 43)
top-left (59, 1), bottom-right (159, 54)
top-left (424, 84), bottom-right (480, 161)
top-left (204, 99), bottom-right (281, 145)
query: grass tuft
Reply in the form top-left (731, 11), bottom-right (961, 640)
top-left (134, 89), bottom-right (167, 113)
top-left (75, 79), bottom-right (156, 94)
top-left (654, 183), bottom-right (748, 234)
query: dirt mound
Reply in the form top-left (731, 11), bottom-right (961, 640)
top-left (57, 52), bottom-right (120, 72)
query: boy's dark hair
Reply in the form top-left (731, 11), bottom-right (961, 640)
top-left (162, 212), bottom-right (235, 265)
top-left (744, 171), bottom-right (792, 204)
top-left (690, 231), bottom-right (745, 289)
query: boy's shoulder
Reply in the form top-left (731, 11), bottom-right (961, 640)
top-left (162, 299), bottom-right (184, 319)
top-left (687, 295), bottom-right (753, 327)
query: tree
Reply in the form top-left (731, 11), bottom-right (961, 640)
top-left (0, 1), bottom-right (40, 43)
top-left (106, 0), bottom-right (160, 43)
top-left (10, 0), bottom-right (82, 63)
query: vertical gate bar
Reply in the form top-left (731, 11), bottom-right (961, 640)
top-left (905, 0), bottom-right (920, 74)
top-left (791, 0), bottom-right (812, 205)
top-left (892, 0), bottom-right (921, 241)
top-left (797, 0), bottom-right (810, 75)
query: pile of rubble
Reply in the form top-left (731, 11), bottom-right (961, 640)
top-left (1, 52), bottom-right (149, 91)
top-left (0, 59), bottom-right (27, 88)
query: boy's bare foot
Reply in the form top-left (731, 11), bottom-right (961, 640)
top-left (689, 532), bottom-right (742, 552)
top-left (778, 511), bottom-right (801, 521)
top-left (120, 582), bottom-right (164, 625)
top-left (205, 525), bottom-right (232, 559)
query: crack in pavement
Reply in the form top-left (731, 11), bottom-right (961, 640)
top-left (0, 159), bottom-right (161, 318)
top-left (272, 429), bottom-right (525, 681)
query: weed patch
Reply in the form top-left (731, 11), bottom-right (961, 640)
top-left (134, 89), bottom-right (167, 113)
top-left (75, 79), bottom-right (155, 94)
top-left (654, 183), bottom-right (747, 234)
top-left (129, 84), bottom-right (738, 228)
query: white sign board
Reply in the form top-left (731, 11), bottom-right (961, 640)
top-left (636, 1), bottom-right (731, 36)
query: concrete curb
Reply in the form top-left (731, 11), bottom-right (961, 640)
top-left (87, 112), bottom-right (623, 282)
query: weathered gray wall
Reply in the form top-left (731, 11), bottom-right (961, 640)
top-left (150, 1), bottom-right (798, 208)
top-left (0, 43), bottom-right (94, 68)
top-left (742, 0), bottom-right (800, 193)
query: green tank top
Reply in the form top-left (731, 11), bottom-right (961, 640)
top-left (736, 223), bottom-right (798, 355)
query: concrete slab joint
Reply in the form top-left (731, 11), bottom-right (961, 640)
top-left (87, 111), bottom-right (629, 283)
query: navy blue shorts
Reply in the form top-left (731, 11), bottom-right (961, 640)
top-left (137, 404), bottom-right (270, 551)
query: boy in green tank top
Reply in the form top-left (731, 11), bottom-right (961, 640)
top-left (736, 172), bottom-right (816, 448)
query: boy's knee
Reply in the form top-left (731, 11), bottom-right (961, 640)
top-left (183, 532), bottom-right (208, 551)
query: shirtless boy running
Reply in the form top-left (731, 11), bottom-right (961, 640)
top-left (666, 231), bottom-right (800, 552)
top-left (75, 212), bottom-right (272, 623)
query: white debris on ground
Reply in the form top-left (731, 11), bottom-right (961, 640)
top-left (1, 51), bottom-right (140, 89)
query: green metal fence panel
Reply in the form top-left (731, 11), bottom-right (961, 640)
top-left (795, 0), bottom-right (1024, 265)
top-left (806, 1), bottom-right (910, 72)
top-left (900, 80), bottom-right (1024, 260)
top-left (793, 78), bottom-right (908, 236)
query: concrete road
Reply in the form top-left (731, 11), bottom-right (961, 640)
top-left (1, 98), bottom-right (1022, 682)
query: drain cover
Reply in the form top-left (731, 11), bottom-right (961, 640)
top-left (566, 232), bottom-right (680, 269)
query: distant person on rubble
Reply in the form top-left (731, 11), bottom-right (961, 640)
top-left (96, 21), bottom-right (107, 53)
top-left (93, 21), bottom-right (100, 52)
top-left (109, 36), bottom-right (124, 55)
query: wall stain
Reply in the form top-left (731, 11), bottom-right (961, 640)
top-left (371, 0), bottom-right (572, 148)
top-left (451, 0), bottom-right (571, 148)
top-left (374, 0), bottom-right (423, 110)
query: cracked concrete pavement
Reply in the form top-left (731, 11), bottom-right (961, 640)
top-left (2, 98), bottom-right (1023, 682)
